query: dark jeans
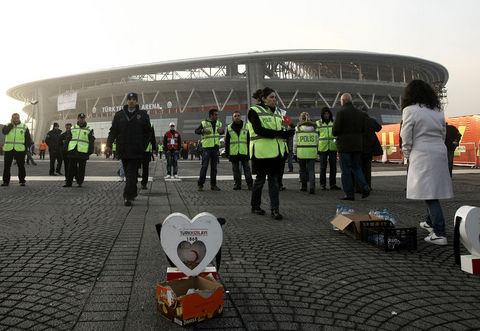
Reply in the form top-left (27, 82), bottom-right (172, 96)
top-left (339, 152), bottom-right (368, 198)
top-left (49, 150), bottom-right (62, 174)
top-left (3, 151), bottom-right (26, 184)
top-left (198, 148), bottom-right (218, 187)
top-left (26, 151), bottom-right (37, 165)
top-left (355, 154), bottom-right (372, 191)
top-left (122, 159), bottom-right (140, 200)
top-left (39, 150), bottom-right (45, 159)
top-left (425, 199), bottom-right (446, 236)
top-left (299, 159), bottom-right (316, 190)
top-left (278, 156), bottom-right (286, 187)
top-left (66, 158), bottom-right (86, 185)
top-left (287, 153), bottom-right (293, 171)
top-left (231, 159), bottom-right (253, 188)
top-left (166, 150), bottom-right (178, 176)
top-left (447, 149), bottom-right (454, 177)
top-left (141, 152), bottom-right (151, 186)
top-left (251, 165), bottom-right (280, 211)
top-left (319, 151), bottom-right (337, 187)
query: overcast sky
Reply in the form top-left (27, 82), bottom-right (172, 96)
top-left (1, 0), bottom-right (479, 124)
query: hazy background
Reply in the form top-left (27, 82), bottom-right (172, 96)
top-left (1, 0), bottom-right (479, 124)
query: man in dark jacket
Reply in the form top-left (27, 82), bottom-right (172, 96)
top-left (63, 114), bottom-right (95, 187)
top-left (332, 93), bottom-right (370, 200)
top-left (355, 109), bottom-right (382, 191)
top-left (59, 123), bottom-right (72, 180)
top-left (445, 123), bottom-right (462, 177)
top-left (225, 111), bottom-right (253, 190)
top-left (105, 92), bottom-right (151, 206)
top-left (45, 122), bottom-right (63, 176)
top-left (163, 122), bottom-right (181, 179)
top-left (2, 113), bottom-right (32, 186)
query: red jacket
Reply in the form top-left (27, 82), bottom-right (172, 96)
top-left (164, 130), bottom-right (181, 151)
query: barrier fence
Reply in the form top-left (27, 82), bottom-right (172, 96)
top-left (373, 143), bottom-right (479, 168)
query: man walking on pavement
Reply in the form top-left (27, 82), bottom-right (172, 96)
top-left (140, 122), bottom-right (157, 189)
top-left (332, 93), bottom-right (371, 200)
top-left (45, 122), bottom-right (63, 176)
top-left (105, 92), bottom-right (151, 206)
top-left (59, 123), bottom-right (72, 181)
top-left (195, 108), bottom-right (224, 191)
top-left (225, 111), bottom-right (253, 190)
top-left (163, 122), bottom-right (181, 179)
top-left (2, 113), bottom-right (32, 186)
top-left (316, 107), bottom-right (341, 191)
top-left (63, 114), bottom-right (95, 187)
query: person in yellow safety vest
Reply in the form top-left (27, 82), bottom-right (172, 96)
top-left (63, 113), bottom-right (95, 187)
top-left (140, 123), bottom-right (157, 189)
top-left (158, 143), bottom-right (164, 159)
top-left (195, 108), bottom-right (225, 191)
top-left (293, 112), bottom-right (318, 194)
top-left (112, 142), bottom-right (117, 159)
top-left (225, 110), bottom-right (253, 190)
top-left (316, 107), bottom-right (341, 191)
top-left (248, 87), bottom-right (295, 220)
top-left (2, 113), bottom-right (32, 186)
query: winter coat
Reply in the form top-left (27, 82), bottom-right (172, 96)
top-left (107, 105), bottom-right (151, 159)
top-left (363, 115), bottom-right (383, 157)
top-left (293, 120), bottom-right (317, 155)
top-left (400, 104), bottom-right (453, 200)
top-left (45, 128), bottom-right (62, 152)
top-left (332, 102), bottom-right (367, 153)
top-left (445, 124), bottom-right (462, 151)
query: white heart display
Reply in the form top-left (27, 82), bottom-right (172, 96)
top-left (160, 212), bottom-right (223, 277)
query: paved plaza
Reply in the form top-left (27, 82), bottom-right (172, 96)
top-left (0, 156), bottom-right (479, 330)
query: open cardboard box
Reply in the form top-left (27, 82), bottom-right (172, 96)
top-left (331, 213), bottom-right (385, 239)
top-left (157, 212), bottom-right (224, 326)
top-left (167, 266), bottom-right (218, 281)
top-left (157, 275), bottom-right (223, 326)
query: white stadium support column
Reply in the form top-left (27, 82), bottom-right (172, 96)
top-left (316, 92), bottom-right (331, 108)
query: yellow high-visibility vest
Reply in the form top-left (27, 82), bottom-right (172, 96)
top-left (227, 123), bottom-right (248, 156)
top-left (4, 123), bottom-right (27, 152)
top-left (68, 125), bottom-right (91, 153)
top-left (248, 105), bottom-right (285, 159)
top-left (201, 120), bottom-right (223, 148)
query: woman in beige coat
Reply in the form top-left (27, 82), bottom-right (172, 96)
top-left (400, 80), bottom-right (453, 246)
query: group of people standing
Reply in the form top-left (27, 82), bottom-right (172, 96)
top-left (1, 80), bottom-right (456, 246)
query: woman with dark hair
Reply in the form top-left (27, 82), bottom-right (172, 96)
top-left (400, 80), bottom-right (452, 246)
top-left (248, 87), bottom-right (295, 220)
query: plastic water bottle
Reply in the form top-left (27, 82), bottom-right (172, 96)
top-left (382, 209), bottom-right (389, 220)
top-left (374, 209), bottom-right (381, 217)
top-left (388, 214), bottom-right (397, 226)
top-left (369, 209), bottom-right (375, 216)
top-left (348, 206), bottom-right (355, 214)
top-left (341, 205), bottom-right (350, 215)
top-left (335, 205), bottom-right (343, 216)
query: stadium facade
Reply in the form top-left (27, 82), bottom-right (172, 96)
top-left (6, 50), bottom-right (448, 146)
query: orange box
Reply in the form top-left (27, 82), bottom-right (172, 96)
top-left (157, 275), bottom-right (223, 326)
top-left (167, 266), bottom-right (218, 281)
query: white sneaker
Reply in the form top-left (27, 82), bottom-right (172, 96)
top-left (419, 221), bottom-right (433, 233)
top-left (424, 232), bottom-right (448, 246)
top-left (165, 175), bottom-right (171, 179)
top-left (174, 174), bottom-right (180, 179)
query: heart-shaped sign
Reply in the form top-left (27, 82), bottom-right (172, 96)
top-left (160, 212), bottom-right (223, 276)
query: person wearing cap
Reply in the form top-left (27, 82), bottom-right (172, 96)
top-left (195, 108), bottom-right (225, 191)
top-left (163, 122), bottom-right (181, 179)
top-left (140, 122), bottom-right (157, 189)
top-left (59, 123), bottom-right (72, 180)
top-left (45, 122), bottom-right (63, 176)
top-left (105, 92), bottom-right (152, 206)
top-left (2, 113), bottom-right (32, 186)
top-left (63, 113), bottom-right (95, 187)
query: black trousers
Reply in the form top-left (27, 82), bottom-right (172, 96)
top-left (141, 152), bottom-right (151, 186)
top-left (122, 159), bottom-right (140, 200)
top-left (66, 158), bottom-right (86, 185)
top-left (3, 151), bottom-right (26, 184)
top-left (62, 153), bottom-right (70, 180)
top-left (49, 150), bottom-right (63, 174)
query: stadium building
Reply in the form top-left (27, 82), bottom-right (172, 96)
top-left (6, 50), bottom-right (448, 147)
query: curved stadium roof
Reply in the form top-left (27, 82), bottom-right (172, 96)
top-left (6, 49), bottom-right (448, 142)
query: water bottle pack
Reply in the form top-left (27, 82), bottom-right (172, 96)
top-left (369, 208), bottom-right (397, 226)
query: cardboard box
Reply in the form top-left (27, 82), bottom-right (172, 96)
top-left (167, 266), bottom-right (218, 281)
top-left (157, 275), bottom-right (224, 326)
top-left (331, 214), bottom-right (385, 239)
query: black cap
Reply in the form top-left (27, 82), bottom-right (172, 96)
top-left (78, 113), bottom-right (86, 118)
top-left (53, 122), bottom-right (59, 127)
top-left (127, 92), bottom-right (138, 100)
top-left (66, 123), bottom-right (72, 127)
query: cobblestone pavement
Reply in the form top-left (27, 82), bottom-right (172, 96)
top-left (0, 156), bottom-right (479, 330)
